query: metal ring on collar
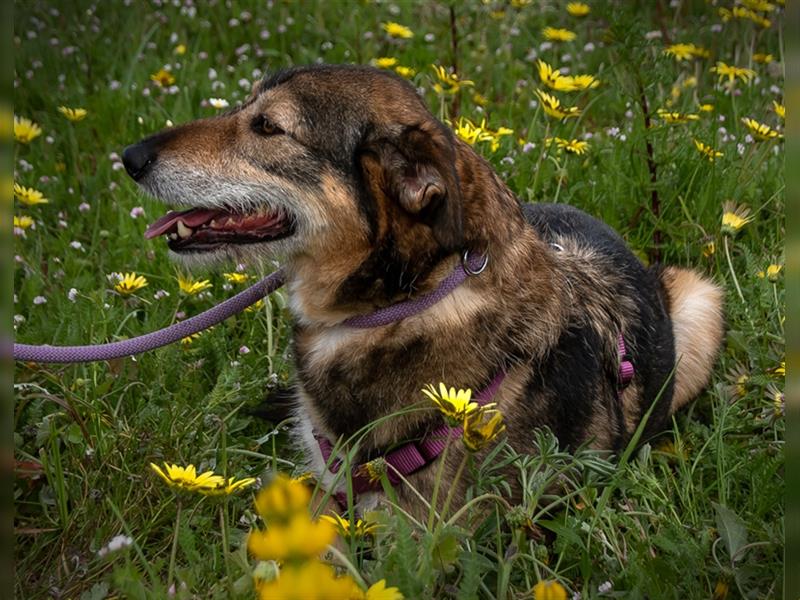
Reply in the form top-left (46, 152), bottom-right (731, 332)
top-left (462, 250), bottom-right (489, 276)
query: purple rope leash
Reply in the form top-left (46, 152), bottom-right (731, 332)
top-left (13, 269), bottom-right (286, 364)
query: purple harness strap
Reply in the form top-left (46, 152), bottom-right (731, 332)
top-left (617, 333), bottom-right (634, 391)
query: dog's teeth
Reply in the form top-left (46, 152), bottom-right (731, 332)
top-left (169, 233), bottom-right (178, 240)
top-left (209, 219), bottom-right (218, 228)
top-left (177, 220), bottom-right (193, 239)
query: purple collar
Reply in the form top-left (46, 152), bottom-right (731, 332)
top-left (342, 250), bottom-right (488, 328)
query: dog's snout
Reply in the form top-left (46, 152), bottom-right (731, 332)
top-left (122, 141), bottom-right (157, 181)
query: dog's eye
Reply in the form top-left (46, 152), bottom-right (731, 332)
top-left (252, 115), bottom-right (284, 137)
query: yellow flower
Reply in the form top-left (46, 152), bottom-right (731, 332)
top-left (772, 101), bottom-right (785, 120)
top-left (694, 139), bottom-right (723, 162)
top-left (753, 52), bottom-right (774, 64)
top-left (254, 474), bottom-right (311, 521)
top-left (321, 513), bottom-right (379, 539)
top-left (656, 108), bottom-right (700, 124)
top-left (422, 383), bottom-right (479, 422)
top-left (741, 117), bottom-right (782, 140)
top-left (510, 0), bottom-right (532, 7)
top-left (533, 579), bottom-right (568, 600)
top-left (223, 272), bottom-right (250, 284)
top-left (698, 103), bottom-right (715, 112)
top-left (711, 61), bottom-right (756, 85)
top-left (664, 43), bottom-right (710, 61)
top-left (721, 201), bottom-right (753, 235)
top-left (14, 215), bottom-right (35, 229)
top-left (365, 580), bottom-right (404, 600)
top-left (181, 332), bottom-right (202, 345)
top-left (712, 580), bottom-right (729, 600)
top-left (58, 106), bottom-right (88, 122)
top-left (14, 115), bottom-right (42, 143)
top-left (361, 458), bottom-right (388, 484)
top-left (702, 241), bottom-right (716, 257)
top-left (202, 475), bottom-right (257, 496)
top-left (14, 183), bottom-right (49, 206)
top-left (463, 408), bottom-right (506, 452)
top-left (472, 92), bottom-right (489, 106)
top-left (431, 64), bottom-right (474, 94)
top-left (543, 27), bottom-right (576, 42)
top-left (150, 462), bottom-right (226, 493)
top-left (757, 264), bottom-right (782, 281)
top-left (245, 298), bottom-right (265, 313)
top-left (115, 272), bottom-right (148, 295)
top-left (719, 6), bottom-right (772, 27)
top-left (382, 21), bottom-right (414, 39)
top-left (774, 361), bottom-right (785, 377)
top-left (742, 0), bottom-right (775, 11)
top-left (150, 68), bottom-right (176, 87)
top-left (535, 89), bottom-right (581, 119)
top-left (566, 2), bottom-right (590, 16)
top-left (394, 65), bottom-right (416, 78)
top-left (373, 57), bottom-right (398, 69)
top-left (254, 560), bottom-right (362, 600)
top-left (450, 116), bottom-right (487, 145)
top-left (545, 136), bottom-right (589, 155)
top-left (178, 274), bottom-right (212, 295)
top-left (248, 513), bottom-right (336, 561)
top-left (174, 43), bottom-right (187, 55)
top-left (536, 60), bottom-right (599, 92)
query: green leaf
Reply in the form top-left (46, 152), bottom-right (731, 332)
top-left (79, 582), bottom-right (109, 600)
top-left (712, 502), bottom-right (748, 562)
top-left (432, 531), bottom-right (460, 573)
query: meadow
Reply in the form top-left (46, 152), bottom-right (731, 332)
top-left (12, 0), bottom-right (785, 598)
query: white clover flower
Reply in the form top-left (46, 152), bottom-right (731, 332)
top-left (68, 288), bottom-right (78, 302)
top-left (69, 241), bottom-right (82, 250)
top-left (130, 206), bottom-right (145, 218)
top-left (208, 97), bottom-right (229, 109)
top-left (33, 296), bottom-right (47, 305)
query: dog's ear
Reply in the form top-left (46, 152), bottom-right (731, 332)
top-left (360, 120), bottom-right (463, 251)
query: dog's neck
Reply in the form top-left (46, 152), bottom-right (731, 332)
top-left (285, 141), bottom-right (537, 328)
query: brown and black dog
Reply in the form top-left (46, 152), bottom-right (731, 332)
top-left (124, 65), bottom-right (724, 513)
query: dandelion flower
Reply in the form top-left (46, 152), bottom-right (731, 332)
top-left (382, 22), bottom-right (414, 39)
top-left (14, 116), bottom-right (42, 143)
top-left (535, 89), bottom-right (581, 119)
top-left (664, 43), bottom-right (710, 61)
top-left (394, 65), bottom-right (416, 78)
top-left (14, 183), bottom-right (48, 206)
top-left (698, 103), bottom-right (715, 112)
top-left (58, 106), bottom-right (88, 122)
top-left (545, 136), bottom-right (590, 155)
top-left (253, 560), bottom-right (362, 600)
top-left (321, 513), bottom-right (378, 539)
top-left (431, 64), bottom-right (474, 94)
top-left (543, 27), bottom-right (577, 42)
top-left (174, 43), bottom-right (187, 55)
top-left (366, 580), bottom-right (404, 600)
top-left (741, 117), bottom-right (782, 140)
top-left (533, 579), bottom-right (568, 600)
top-left (178, 275), bottom-right (212, 295)
top-left (772, 101), bottom-right (785, 119)
top-left (656, 109), bottom-right (700, 124)
top-left (150, 462), bottom-right (226, 493)
top-left (254, 474), bottom-right (312, 521)
top-left (150, 68), bottom-right (176, 87)
top-left (757, 264), bottom-right (782, 281)
top-left (566, 2), bottom-right (590, 16)
top-left (115, 272), bottom-right (148, 295)
top-left (223, 272), bottom-right (250, 284)
top-left (721, 201), bottom-right (753, 236)
top-left (694, 139), bottom-right (723, 162)
top-left (248, 512), bottom-right (336, 562)
top-left (711, 61), bottom-right (756, 85)
top-left (422, 383), bottom-right (479, 423)
top-left (463, 408), bottom-right (506, 451)
top-left (373, 57), bottom-right (398, 69)
top-left (753, 52), bottom-right (774, 64)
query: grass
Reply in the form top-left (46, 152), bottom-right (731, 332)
top-left (12, 0), bottom-right (784, 598)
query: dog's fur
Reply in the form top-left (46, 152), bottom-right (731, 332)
top-left (125, 65), bottom-right (724, 514)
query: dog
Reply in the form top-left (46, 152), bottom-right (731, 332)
top-left (123, 64), bottom-right (724, 515)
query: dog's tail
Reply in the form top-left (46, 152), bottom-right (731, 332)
top-left (659, 267), bottom-right (725, 413)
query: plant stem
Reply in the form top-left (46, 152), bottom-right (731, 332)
top-left (438, 451), bottom-right (469, 527)
top-left (220, 503), bottom-right (234, 598)
top-left (427, 431), bottom-right (453, 531)
top-left (723, 236), bottom-right (745, 304)
top-left (168, 500), bottom-right (181, 591)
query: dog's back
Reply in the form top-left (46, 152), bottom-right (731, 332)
top-left (523, 203), bottom-right (724, 438)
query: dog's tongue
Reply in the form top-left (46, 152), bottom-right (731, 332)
top-left (145, 208), bottom-right (225, 239)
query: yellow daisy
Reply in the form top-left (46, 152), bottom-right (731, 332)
top-left (532, 579), bottom-right (568, 600)
top-left (373, 57), bottom-right (398, 69)
top-left (741, 117), bottom-right (782, 140)
top-left (177, 274), bottom-right (212, 295)
top-left (58, 106), bottom-right (88, 122)
top-left (321, 513), bottom-right (379, 539)
top-left (431, 64), bottom-right (474, 94)
top-left (150, 462), bottom-right (226, 493)
top-left (664, 43), bottom-right (710, 61)
top-left (535, 89), bottom-right (581, 119)
top-left (711, 61), bottom-right (756, 85)
top-left (14, 183), bottom-right (49, 206)
top-left (546, 136), bottom-right (590, 155)
top-left (543, 27), bottom-right (577, 42)
top-left (14, 215), bottom-right (35, 229)
top-left (772, 101), bottom-right (785, 119)
top-left (694, 139), bottom-right (724, 162)
top-left (14, 116), bottom-right (42, 143)
top-left (721, 201), bottom-right (753, 235)
top-left (223, 272), bottom-right (250, 284)
top-left (566, 2), bottom-right (591, 17)
top-left (422, 382), bottom-right (479, 423)
top-left (656, 109), bottom-right (700, 124)
top-left (463, 408), bottom-right (506, 452)
top-left (150, 68), bottom-right (176, 87)
top-left (394, 65), bottom-right (416, 78)
top-left (381, 22), bottom-right (414, 39)
top-left (115, 272), bottom-right (148, 295)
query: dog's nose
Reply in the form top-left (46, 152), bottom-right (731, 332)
top-left (122, 141), bottom-right (157, 181)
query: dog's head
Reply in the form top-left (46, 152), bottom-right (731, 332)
top-left (124, 65), bottom-right (464, 272)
